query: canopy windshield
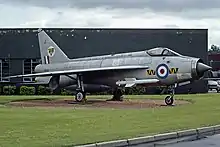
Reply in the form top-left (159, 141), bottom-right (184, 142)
top-left (146, 47), bottom-right (181, 56)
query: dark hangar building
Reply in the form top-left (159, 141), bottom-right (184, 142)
top-left (0, 28), bottom-right (208, 94)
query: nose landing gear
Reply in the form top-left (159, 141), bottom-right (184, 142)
top-left (165, 95), bottom-right (174, 106)
top-left (164, 84), bottom-right (176, 106)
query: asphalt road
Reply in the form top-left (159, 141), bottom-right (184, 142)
top-left (166, 134), bottom-right (220, 147)
top-left (132, 134), bottom-right (220, 147)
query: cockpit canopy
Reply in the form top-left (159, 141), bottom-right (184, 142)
top-left (146, 47), bottom-right (181, 56)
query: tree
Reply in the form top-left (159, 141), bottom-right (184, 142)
top-left (209, 44), bottom-right (220, 53)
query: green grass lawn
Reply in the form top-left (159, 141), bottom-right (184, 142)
top-left (0, 94), bottom-right (220, 147)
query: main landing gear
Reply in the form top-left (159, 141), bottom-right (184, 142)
top-left (164, 85), bottom-right (176, 106)
top-left (107, 87), bottom-right (124, 101)
top-left (75, 74), bottom-right (86, 102)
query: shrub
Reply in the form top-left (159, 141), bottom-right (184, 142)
top-left (91, 89), bottom-right (112, 95)
top-left (3, 85), bottom-right (16, 95)
top-left (90, 87), bottom-right (147, 95)
top-left (37, 85), bottom-right (51, 95)
top-left (20, 86), bottom-right (35, 95)
top-left (124, 87), bottom-right (146, 95)
top-left (61, 89), bottom-right (73, 95)
top-left (0, 86), bottom-right (2, 94)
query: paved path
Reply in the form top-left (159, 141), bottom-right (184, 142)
top-left (132, 134), bottom-right (220, 147)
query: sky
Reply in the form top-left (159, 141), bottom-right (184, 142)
top-left (0, 0), bottom-right (220, 48)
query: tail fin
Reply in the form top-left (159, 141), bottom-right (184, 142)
top-left (38, 29), bottom-right (70, 64)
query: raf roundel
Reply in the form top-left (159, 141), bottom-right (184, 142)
top-left (156, 64), bottom-right (169, 79)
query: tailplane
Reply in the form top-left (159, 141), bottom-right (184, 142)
top-left (38, 29), bottom-right (70, 64)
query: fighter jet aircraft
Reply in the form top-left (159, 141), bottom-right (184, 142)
top-left (7, 29), bottom-right (212, 105)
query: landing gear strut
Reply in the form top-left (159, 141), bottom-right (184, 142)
top-left (164, 84), bottom-right (176, 106)
top-left (107, 87), bottom-right (124, 101)
top-left (75, 74), bottom-right (86, 102)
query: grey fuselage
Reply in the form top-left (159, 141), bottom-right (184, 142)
top-left (34, 49), bottom-right (203, 92)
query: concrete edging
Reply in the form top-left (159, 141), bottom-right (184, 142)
top-left (75, 124), bottom-right (220, 147)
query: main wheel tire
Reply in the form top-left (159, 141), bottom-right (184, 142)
top-left (165, 96), bottom-right (174, 106)
top-left (75, 91), bottom-right (85, 102)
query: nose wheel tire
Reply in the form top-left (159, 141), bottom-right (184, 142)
top-left (75, 91), bottom-right (86, 102)
top-left (165, 96), bottom-right (174, 106)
